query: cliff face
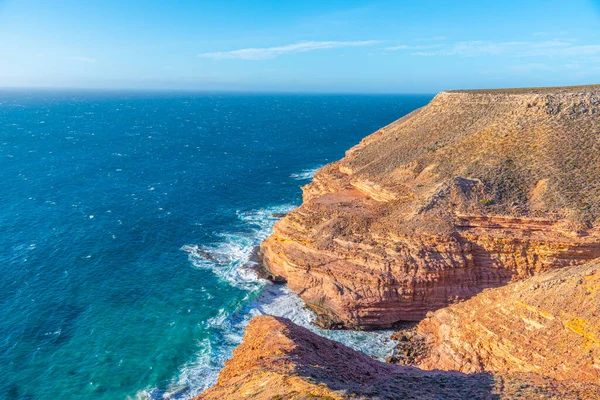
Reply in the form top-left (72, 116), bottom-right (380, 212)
top-left (196, 315), bottom-right (600, 400)
top-left (259, 85), bottom-right (600, 329)
top-left (403, 259), bottom-right (600, 383)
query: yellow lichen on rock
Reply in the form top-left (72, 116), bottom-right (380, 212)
top-left (407, 260), bottom-right (600, 383)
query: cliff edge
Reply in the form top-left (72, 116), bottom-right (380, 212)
top-left (195, 315), bottom-right (600, 399)
top-left (390, 258), bottom-right (600, 383)
top-left (259, 85), bottom-right (600, 329)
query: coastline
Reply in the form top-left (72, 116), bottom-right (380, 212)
top-left (141, 254), bottom-right (396, 399)
top-left (193, 84), bottom-right (600, 399)
top-left (138, 187), bottom-right (396, 399)
top-left (0, 91), bottom-right (434, 400)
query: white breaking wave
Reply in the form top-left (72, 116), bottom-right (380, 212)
top-left (149, 283), bottom-right (396, 400)
top-left (249, 284), bottom-right (397, 361)
top-left (181, 237), bottom-right (260, 291)
top-left (135, 203), bottom-right (396, 400)
top-left (180, 204), bottom-right (295, 291)
top-left (289, 166), bottom-right (320, 180)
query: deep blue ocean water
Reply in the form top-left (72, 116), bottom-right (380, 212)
top-left (0, 91), bottom-right (431, 399)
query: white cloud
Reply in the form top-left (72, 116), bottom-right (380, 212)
top-left (390, 40), bottom-right (600, 58)
top-left (384, 36), bottom-right (447, 51)
top-left (385, 44), bottom-right (443, 51)
top-left (70, 56), bottom-right (96, 63)
top-left (508, 63), bottom-right (553, 73)
top-left (198, 40), bottom-right (380, 60)
top-left (414, 35), bottom-right (447, 42)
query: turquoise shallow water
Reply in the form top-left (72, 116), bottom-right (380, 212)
top-left (0, 91), bottom-right (431, 399)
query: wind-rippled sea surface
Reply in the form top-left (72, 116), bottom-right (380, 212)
top-left (0, 91), bottom-right (431, 399)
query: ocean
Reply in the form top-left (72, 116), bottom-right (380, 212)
top-left (0, 91), bottom-right (431, 399)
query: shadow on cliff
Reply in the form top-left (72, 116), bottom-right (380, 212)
top-left (201, 315), bottom-right (588, 399)
top-left (275, 315), bottom-right (502, 399)
top-left (294, 361), bottom-right (501, 399)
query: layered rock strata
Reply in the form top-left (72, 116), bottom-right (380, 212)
top-left (259, 85), bottom-right (600, 329)
top-left (395, 259), bottom-right (600, 383)
top-left (196, 315), bottom-right (600, 400)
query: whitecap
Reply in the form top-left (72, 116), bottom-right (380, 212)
top-left (149, 282), bottom-right (395, 400)
top-left (147, 203), bottom-right (395, 399)
top-left (289, 166), bottom-right (320, 180)
top-left (181, 204), bottom-right (295, 291)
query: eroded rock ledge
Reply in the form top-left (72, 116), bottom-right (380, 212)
top-left (259, 85), bottom-right (600, 329)
top-left (392, 258), bottom-right (600, 383)
top-left (195, 315), bottom-right (600, 399)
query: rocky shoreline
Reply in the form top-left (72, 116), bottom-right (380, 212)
top-left (196, 85), bottom-right (600, 399)
top-left (196, 314), bottom-right (600, 399)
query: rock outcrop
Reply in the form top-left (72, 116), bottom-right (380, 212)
top-left (195, 315), bottom-right (600, 399)
top-left (393, 259), bottom-right (600, 383)
top-left (259, 85), bottom-right (600, 329)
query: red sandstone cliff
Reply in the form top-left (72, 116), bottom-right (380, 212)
top-left (259, 85), bottom-right (600, 329)
top-left (195, 315), bottom-right (600, 399)
top-left (389, 258), bottom-right (600, 383)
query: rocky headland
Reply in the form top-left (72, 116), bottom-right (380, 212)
top-left (259, 85), bottom-right (600, 329)
top-left (198, 85), bottom-right (600, 399)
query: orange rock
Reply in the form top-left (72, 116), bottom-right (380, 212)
top-left (196, 315), bottom-right (600, 399)
top-left (410, 259), bottom-right (600, 383)
top-left (259, 85), bottom-right (600, 329)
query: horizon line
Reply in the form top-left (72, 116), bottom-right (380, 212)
top-left (1, 82), bottom-right (597, 96)
top-left (0, 85), bottom-right (438, 96)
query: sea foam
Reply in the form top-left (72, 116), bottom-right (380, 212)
top-left (135, 204), bottom-right (396, 400)
top-left (289, 166), bottom-right (321, 180)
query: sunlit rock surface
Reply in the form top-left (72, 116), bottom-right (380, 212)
top-left (259, 85), bottom-right (600, 329)
top-left (196, 316), bottom-right (600, 399)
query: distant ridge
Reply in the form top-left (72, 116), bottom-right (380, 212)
top-left (446, 83), bottom-right (600, 94)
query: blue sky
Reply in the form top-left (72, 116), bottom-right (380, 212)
top-left (1, 0), bottom-right (600, 92)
